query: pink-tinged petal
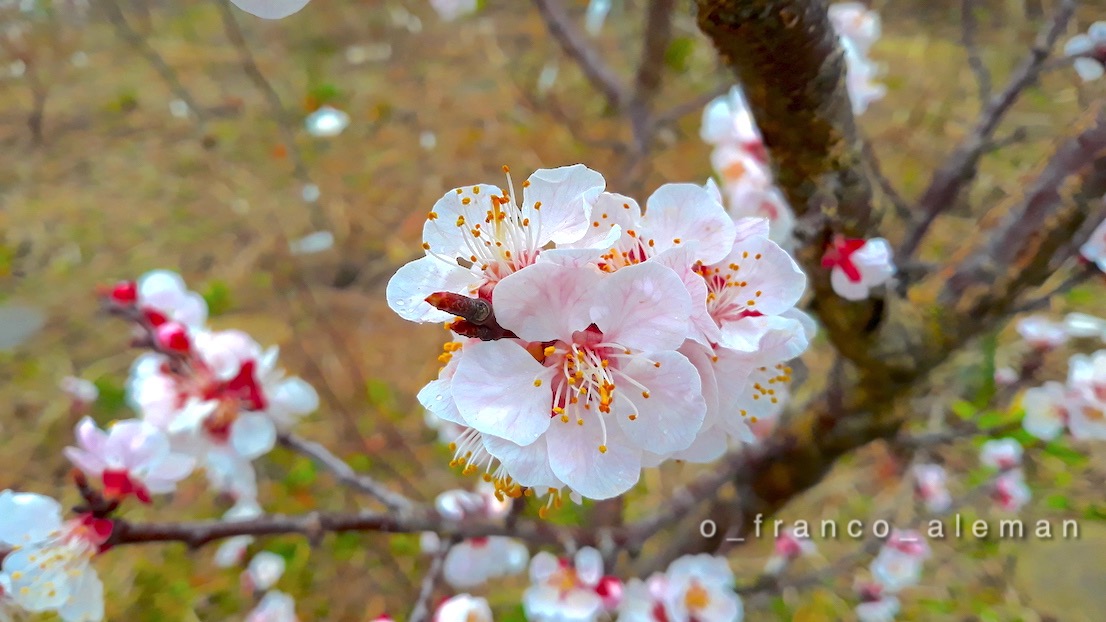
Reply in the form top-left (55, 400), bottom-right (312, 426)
top-left (482, 434), bottom-right (562, 490)
top-left (668, 425), bottom-right (729, 463)
top-left (268, 377), bottom-right (319, 426)
top-left (523, 164), bottom-right (605, 246)
top-left (574, 547), bottom-right (603, 586)
top-left (703, 177), bottom-right (724, 204)
top-left (145, 453), bottom-right (196, 493)
top-left (537, 247), bottom-right (607, 268)
top-left (452, 340), bottom-right (555, 445)
top-left (831, 266), bottom-right (872, 300)
top-left (1065, 34), bottom-right (1094, 57)
top-left (417, 353), bottom-right (465, 425)
top-left (230, 414), bottom-right (277, 460)
top-left (204, 449), bottom-right (259, 500)
top-left (3, 546), bottom-right (72, 611)
top-left (643, 183), bottom-right (736, 264)
top-left (653, 246), bottom-right (720, 346)
top-left (493, 262), bottom-right (601, 342)
top-left (733, 216), bottom-right (771, 243)
top-left (568, 192), bottom-right (635, 249)
top-left (386, 256), bottom-right (481, 323)
top-left (106, 420), bottom-right (168, 470)
top-left (74, 416), bottom-right (108, 455)
top-left (719, 315), bottom-right (810, 363)
top-left (781, 308), bottom-right (818, 340)
top-left (680, 341), bottom-right (720, 429)
top-left (0, 491), bottom-right (64, 545)
top-left (723, 235), bottom-right (806, 315)
top-left (714, 351), bottom-right (775, 442)
top-left (528, 551), bottom-right (560, 583)
top-left (614, 351), bottom-right (706, 454)
top-left (63, 447), bottom-right (107, 478)
top-left (590, 262), bottom-right (691, 352)
top-left (544, 411), bottom-right (642, 500)
top-left (230, 0), bottom-right (311, 19)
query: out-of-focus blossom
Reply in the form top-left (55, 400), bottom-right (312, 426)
top-left (245, 590), bottom-right (298, 622)
top-left (979, 438), bottom-right (1023, 471)
top-left (828, 2), bottom-right (881, 55)
top-left (1015, 316), bottom-right (1068, 350)
top-left (230, 0), bottom-right (310, 19)
top-left (822, 236), bottom-right (895, 301)
top-left (524, 547), bottom-right (607, 621)
top-left (994, 366), bottom-right (1019, 386)
top-left (288, 230), bottom-right (334, 255)
top-left (992, 469), bottom-right (1031, 512)
top-left (434, 594), bottom-right (492, 622)
top-left (615, 555), bottom-right (741, 622)
top-left (0, 491), bottom-right (106, 622)
top-left (1063, 312), bottom-right (1106, 340)
top-left (429, 0), bottom-right (477, 21)
top-left (700, 87), bottom-right (763, 156)
top-left (1080, 218), bottom-right (1106, 270)
top-left (1063, 22), bottom-right (1106, 82)
top-left (64, 417), bottom-right (194, 503)
top-left (304, 106), bottom-right (349, 138)
top-left (764, 527), bottom-right (817, 575)
top-left (244, 552), bottom-right (286, 592)
top-left (869, 531), bottom-right (928, 594)
top-left (1021, 381), bottom-right (1071, 441)
top-left (443, 536), bottom-right (530, 589)
top-left (107, 270), bottom-right (207, 330)
top-left (911, 463), bottom-right (952, 513)
top-left (828, 3), bottom-right (885, 114)
top-left (855, 593), bottom-right (900, 622)
top-left (60, 376), bottom-right (99, 406)
top-left (214, 498), bottom-right (264, 567)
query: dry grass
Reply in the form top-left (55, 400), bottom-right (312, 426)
top-left (2, 0), bottom-right (1106, 619)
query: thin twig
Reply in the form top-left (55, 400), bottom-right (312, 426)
top-left (409, 540), bottom-right (454, 622)
top-left (904, 0), bottom-right (1076, 258)
top-left (961, 0), bottom-right (992, 103)
top-left (1011, 262), bottom-right (1100, 315)
top-left (863, 139), bottom-right (912, 222)
top-left (279, 433), bottom-right (416, 514)
top-left (649, 82), bottom-right (730, 131)
top-left (531, 0), bottom-right (628, 110)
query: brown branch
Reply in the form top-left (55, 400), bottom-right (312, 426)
top-left (408, 540), bottom-right (454, 622)
top-left (961, 0), bottom-right (992, 103)
top-left (279, 433), bottom-right (415, 514)
top-left (902, 0), bottom-right (1076, 258)
top-left (531, 0), bottom-right (628, 111)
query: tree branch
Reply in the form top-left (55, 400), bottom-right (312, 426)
top-left (279, 433), bottom-right (415, 514)
top-left (531, 0), bottom-right (628, 111)
top-left (902, 0), bottom-right (1076, 258)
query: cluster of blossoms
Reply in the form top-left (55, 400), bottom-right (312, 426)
top-left (1021, 347), bottom-right (1106, 442)
top-left (1064, 21), bottom-right (1106, 82)
top-left (227, 0), bottom-right (477, 21)
top-left (616, 554), bottom-right (742, 622)
top-left (387, 164), bottom-right (813, 504)
top-left (854, 530), bottom-right (930, 622)
top-left (762, 528), bottom-right (818, 576)
top-left (242, 551), bottom-right (298, 622)
top-left (828, 2), bottom-right (886, 115)
top-left (420, 483), bottom-right (530, 589)
top-left (912, 436), bottom-right (1031, 520)
top-left (0, 270), bottom-right (319, 621)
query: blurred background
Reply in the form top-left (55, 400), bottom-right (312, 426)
top-left (2, 0), bottom-right (1106, 619)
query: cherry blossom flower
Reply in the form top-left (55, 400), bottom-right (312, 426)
top-left (244, 552), bottom-right (286, 592)
top-left (0, 491), bottom-right (106, 622)
top-left (828, 2), bottom-right (881, 56)
top-left (622, 555), bottom-right (742, 622)
top-left (855, 593), bottom-right (900, 622)
top-left (994, 366), bottom-right (1019, 386)
top-left (979, 438), bottom-right (1023, 471)
top-left (64, 418), bottom-right (195, 503)
top-left (911, 463), bottom-right (952, 513)
top-left (700, 87), bottom-right (765, 158)
top-left (764, 528), bottom-right (817, 575)
top-left (1015, 316), bottom-right (1068, 350)
top-left (992, 469), bottom-right (1031, 512)
top-left (230, 0), bottom-right (311, 19)
top-left (706, 151), bottom-right (795, 244)
top-left (1021, 381), bottom-right (1071, 440)
top-left (1063, 312), bottom-right (1106, 340)
top-left (829, 3), bottom-right (885, 114)
top-left (429, 0), bottom-right (477, 21)
top-left (1063, 22), bottom-right (1106, 82)
top-left (59, 376), bottom-right (98, 407)
top-left (524, 547), bottom-right (606, 622)
top-left (442, 536), bottom-right (530, 589)
top-left (386, 165), bottom-right (607, 323)
top-left (107, 270), bottom-right (207, 330)
top-left (127, 327), bottom-right (317, 496)
top-left (434, 594), bottom-right (492, 622)
top-left (869, 530), bottom-right (928, 594)
top-left (0, 575), bottom-right (18, 622)
top-left (454, 260), bottom-right (705, 500)
top-left (822, 235), bottom-right (895, 301)
top-left (245, 590), bottom-right (298, 622)
top-left (1080, 218), bottom-right (1106, 270)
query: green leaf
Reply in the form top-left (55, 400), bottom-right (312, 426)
top-left (202, 280), bottom-right (233, 317)
top-left (92, 377), bottom-right (128, 416)
top-left (1042, 439), bottom-right (1088, 466)
top-left (1083, 504), bottom-right (1106, 522)
top-left (308, 83), bottom-right (342, 105)
top-left (974, 333), bottom-right (997, 406)
top-left (918, 598), bottom-right (957, 614)
top-left (1046, 494), bottom-right (1071, 510)
top-left (285, 458), bottom-right (317, 488)
top-left (951, 400), bottom-right (976, 420)
top-left (664, 37), bottom-right (696, 72)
